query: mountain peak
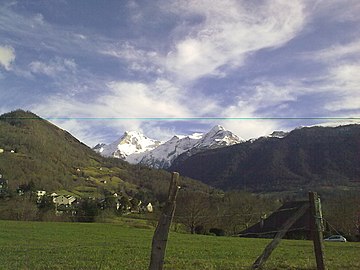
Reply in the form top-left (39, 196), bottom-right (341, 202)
top-left (94, 131), bottom-right (162, 159)
top-left (195, 125), bottom-right (243, 149)
top-left (124, 130), bottom-right (144, 137)
top-left (209, 125), bottom-right (225, 133)
top-left (94, 125), bottom-right (243, 169)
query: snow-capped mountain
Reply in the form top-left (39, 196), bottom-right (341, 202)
top-left (94, 131), bottom-right (162, 159)
top-left (134, 125), bottom-right (243, 169)
top-left (193, 125), bottom-right (242, 148)
top-left (94, 125), bottom-right (243, 169)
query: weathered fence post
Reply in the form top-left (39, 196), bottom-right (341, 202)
top-left (149, 172), bottom-right (180, 270)
top-left (309, 191), bottom-right (326, 270)
top-left (252, 203), bottom-right (309, 269)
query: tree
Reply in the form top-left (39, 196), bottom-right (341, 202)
top-left (220, 191), bottom-right (278, 235)
top-left (117, 195), bottom-right (131, 214)
top-left (76, 199), bottom-right (99, 222)
top-left (37, 195), bottom-right (53, 210)
top-left (0, 195), bottom-right (39, 221)
top-left (174, 191), bottom-right (211, 234)
top-left (323, 193), bottom-right (360, 237)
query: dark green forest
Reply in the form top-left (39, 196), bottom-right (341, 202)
top-left (170, 124), bottom-right (360, 192)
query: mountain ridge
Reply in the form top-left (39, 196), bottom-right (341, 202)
top-left (169, 124), bottom-right (360, 192)
top-left (94, 125), bottom-right (243, 169)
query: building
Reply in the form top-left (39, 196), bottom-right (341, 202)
top-left (36, 190), bottom-right (47, 202)
top-left (53, 195), bottom-right (77, 215)
top-left (146, 203), bottom-right (153, 213)
top-left (240, 201), bottom-right (311, 240)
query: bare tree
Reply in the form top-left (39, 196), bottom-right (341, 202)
top-left (221, 191), bottom-right (278, 235)
top-left (323, 193), bottom-right (360, 237)
top-left (174, 191), bottom-right (211, 234)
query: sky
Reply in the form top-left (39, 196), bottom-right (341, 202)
top-left (1, 0), bottom-right (360, 147)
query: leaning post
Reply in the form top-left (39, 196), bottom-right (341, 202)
top-left (149, 172), bottom-right (180, 270)
top-left (252, 203), bottom-right (309, 269)
top-left (309, 191), bottom-right (326, 270)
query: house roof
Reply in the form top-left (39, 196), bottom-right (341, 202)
top-left (240, 201), bottom-right (310, 237)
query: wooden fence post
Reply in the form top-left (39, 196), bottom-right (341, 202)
top-left (149, 172), bottom-right (180, 270)
top-left (252, 203), bottom-right (309, 269)
top-left (309, 191), bottom-right (326, 270)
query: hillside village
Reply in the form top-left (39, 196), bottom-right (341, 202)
top-left (0, 172), bottom-right (154, 220)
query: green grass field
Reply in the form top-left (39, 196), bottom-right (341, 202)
top-left (0, 220), bottom-right (359, 270)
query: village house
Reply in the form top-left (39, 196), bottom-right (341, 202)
top-left (53, 195), bottom-right (77, 215)
top-left (36, 190), bottom-right (46, 202)
top-left (139, 202), bottom-right (154, 213)
top-left (146, 202), bottom-right (153, 213)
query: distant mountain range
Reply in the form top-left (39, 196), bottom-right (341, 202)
top-left (94, 125), bottom-right (243, 169)
top-left (169, 124), bottom-right (360, 192)
top-left (2, 110), bottom-right (359, 195)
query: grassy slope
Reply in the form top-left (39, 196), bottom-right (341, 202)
top-left (0, 220), bottom-right (359, 270)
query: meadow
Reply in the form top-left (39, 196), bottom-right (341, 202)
top-left (0, 220), bottom-right (359, 270)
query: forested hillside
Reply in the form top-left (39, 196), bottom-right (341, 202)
top-left (170, 125), bottom-right (360, 192)
top-left (0, 110), bottom-right (210, 199)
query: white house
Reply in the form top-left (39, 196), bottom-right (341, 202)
top-left (146, 203), bottom-right (153, 213)
top-left (53, 195), bottom-right (76, 206)
top-left (53, 195), bottom-right (77, 215)
top-left (36, 190), bottom-right (46, 203)
top-left (36, 190), bottom-right (46, 197)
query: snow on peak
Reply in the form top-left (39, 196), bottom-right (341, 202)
top-left (95, 131), bottom-right (162, 159)
top-left (131, 126), bottom-right (243, 169)
top-left (94, 125), bottom-right (244, 169)
top-left (93, 143), bottom-right (106, 153)
top-left (209, 125), bottom-right (225, 133)
top-left (189, 132), bottom-right (203, 139)
top-left (194, 125), bottom-right (244, 149)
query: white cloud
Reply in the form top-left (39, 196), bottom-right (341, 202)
top-left (164, 0), bottom-right (307, 82)
top-left (305, 39), bottom-right (360, 112)
top-left (29, 57), bottom-right (77, 77)
top-left (324, 63), bottom-right (360, 111)
top-left (308, 39), bottom-right (360, 62)
top-left (30, 79), bottom-right (194, 145)
top-left (220, 119), bottom-right (281, 140)
top-left (100, 0), bottom-right (307, 83)
top-left (312, 0), bottom-right (360, 22)
top-left (104, 80), bottom-right (190, 118)
top-left (0, 45), bottom-right (15, 70)
top-left (101, 43), bottom-right (163, 74)
top-left (50, 119), bottom-right (107, 147)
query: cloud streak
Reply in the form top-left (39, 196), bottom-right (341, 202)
top-left (164, 0), bottom-right (307, 82)
top-left (30, 57), bottom-right (77, 77)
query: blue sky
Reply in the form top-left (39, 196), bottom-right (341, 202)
top-left (1, 0), bottom-right (360, 146)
